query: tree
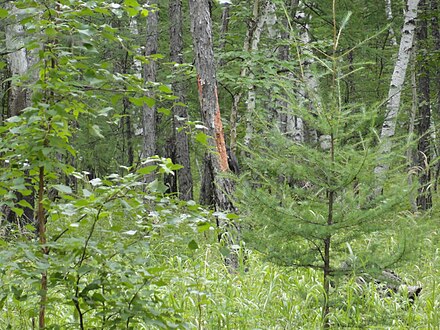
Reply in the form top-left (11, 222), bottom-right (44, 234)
top-left (142, 1), bottom-right (159, 182)
top-left (415, 0), bottom-right (432, 210)
top-left (169, 0), bottom-right (193, 200)
top-left (188, 0), bottom-right (238, 267)
top-left (374, 0), bottom-right (420, 194)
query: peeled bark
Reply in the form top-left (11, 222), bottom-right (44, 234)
top-left (142, 1), bottom-right (159, 182)
top-left (188, 0), bottom-right (235, 211)
top-left (169, 0), bottom-right (193, 200)
top-left (373, 0), bottom-right (420, 193)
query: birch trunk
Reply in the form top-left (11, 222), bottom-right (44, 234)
top-left (373, 0), bottom-right (420, 193)
top-left (5, 4), bottom-right (29, 117)
top-left (169, 0), bottom-right (193, 200)
top-left (142, 1), bottom-right (159, 182)
top-left (230, 0), bottom-right (267, 152)
top-left (385, 0), bottom-right (399, 46)
top-left (243, 0), bottom-right (271, 149)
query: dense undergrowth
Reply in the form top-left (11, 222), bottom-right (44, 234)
top-left (0, 176), bottom-right (439, 329)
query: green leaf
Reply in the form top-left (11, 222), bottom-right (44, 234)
top-left (11, 207), bottom-right (24, 217)
top-left (0, 9), bottom-right (8, 18)
top-left (90, 125), bottom-right (104, 138)
top-left (195, 132), bottom-right (209, 145)
top-left (188, 239), bottom-right (199, 250)
top-left (158, 107), bottom-right (171, 116)
top-left (137, 165), bottom-right (157, 175)
top-left (197, 222), bottom-right (211, 233)
top-left (17, 200), bottom-right (33, 209)
top-left (159, 85), bottom-right (173, 94)
top-left (53, 184), bottom-right (73, 194)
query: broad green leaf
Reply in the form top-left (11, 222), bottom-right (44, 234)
top-left (53, 184), bottom-right (73, 194)
top-left (137, 165), bottom-right (157, 175)
top-left (11, 207), bottom-right (24, 217)
top-left (188, 239), bottom-right (199, 250)
top-left (195, 132), bottom-right (209, 145)
top-left (159, 85), bottom-right (173, 94)
top-left (17, 200), bottom-right (33, 209)
top-left (0, 9), bottom-right (8, 18)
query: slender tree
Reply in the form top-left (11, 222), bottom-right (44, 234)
top-left (415, 0), bottom-right (432, 210)
top-left (169, 0), bottom-right (193, 200)
top-left (374, 0), bottom-right (420, 194)
top-left (142, 1), bottom-right (159, 182)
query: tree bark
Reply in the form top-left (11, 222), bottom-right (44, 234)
top-left (169, 0), bottom-right (193, 200)
top-left (430, 0), bottom-right (440, 187)
top-left (415, 0), bottom-right (432, 210)
top-left (373, 0), bottom-right (420, 194)
top-left (189, 0), bottom-right (234, 208)
top-left (229, 0), bottom-right (268, 153)
top-left (142, 1), bottom-right (159, 182)
top-left (385, 0), bottom-right (399, 46)
top-left (5, 3), bottom-right (29, 117)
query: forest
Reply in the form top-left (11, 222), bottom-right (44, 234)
top-left (0, 0), bottom-right (439, 328)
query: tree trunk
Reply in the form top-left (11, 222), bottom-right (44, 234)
top-left (169, 0), bottom-right (193, 200)
top-left (385, 0), bottom-right (399, 46)
top-left (415, 0), bottom-right (432, 210)
top-left (142, 1), bottom-right (159, 182)
top-left (188, 0), bottom-right (234, 209)
top-left (5, 3), bottom-right (29, 117)
top-left (373, 0), bottom-right (420, 194)
top-left (430, 0), bottom-right (440, 188)
top-left (243, 0), bottom-right (271, 149)
top-left (229, 0), bottom-right (268, 153)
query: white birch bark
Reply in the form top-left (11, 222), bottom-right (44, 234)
top-left (385, 0), bottom-right (399, 46)
top-left (243, 0), bottom-right (271, 149)
top-left (373, 0), bottom-right (419, 191)
top-left (5, 4), bottom-right (29, 116)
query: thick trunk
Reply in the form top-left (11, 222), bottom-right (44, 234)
top-left (415, 0), bottom-right (432, 210)
top-left (374, 0), bottom-right (420, 193)
top-left (188, 0), bottom-right (235, 216)
top-left (142, 2), bottom-right (159, 182)
top-left (169, 0), bottom-right (193, 200)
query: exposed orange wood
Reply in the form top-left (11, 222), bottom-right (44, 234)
top-left (214, 85), bottom-right (229, 172)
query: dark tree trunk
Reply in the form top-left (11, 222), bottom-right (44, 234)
top-left (416, 0), bottom-right (432, 210)
top-left (169, 0), bottom-right (193, 200)
top-left (430, 0), bottom-right (440, 188)
top-left (188, 0), bottom-right (234, 211)
top-left (188, 0), bottom-right (238, 268)
top-left (142, 1), bottom-right (159, 182)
